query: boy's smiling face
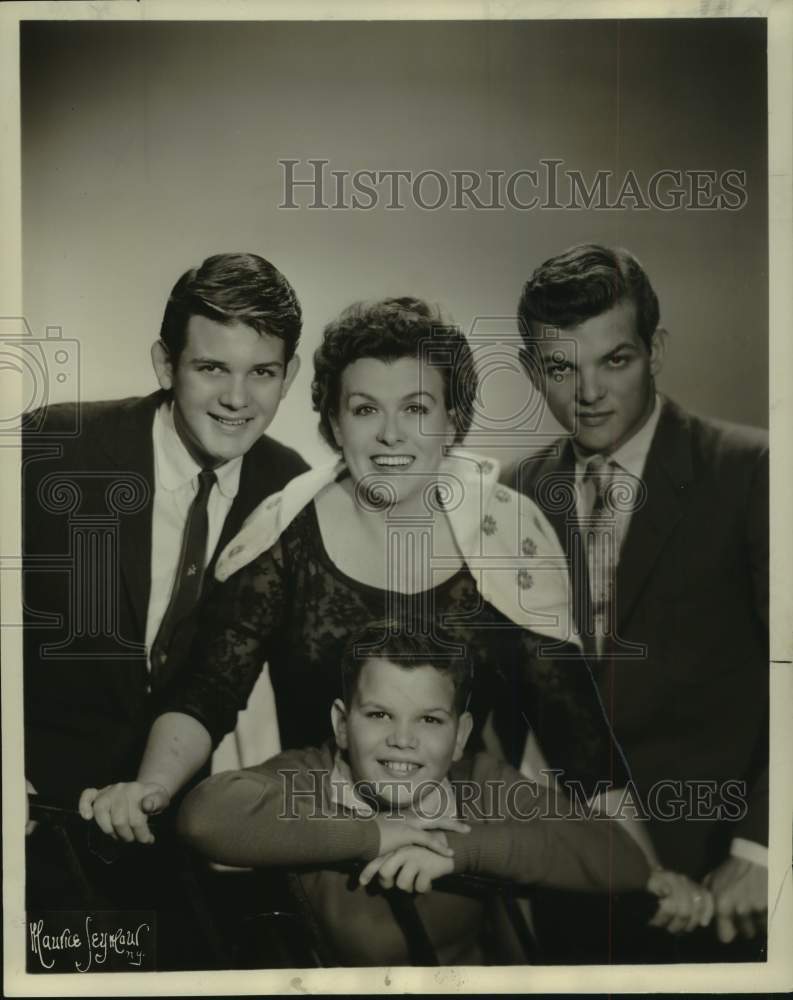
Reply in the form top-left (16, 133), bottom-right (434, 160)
top-left (332, 657), bottom-right (473, 809)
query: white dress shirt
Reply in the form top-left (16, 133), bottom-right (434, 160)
top-left (144, 402), bottom-right (243, 670)
top-left (573, 393), bottom-right (663, 555)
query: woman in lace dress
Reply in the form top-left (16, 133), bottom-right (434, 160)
top-left (81, 297), bottom-right (624, 834)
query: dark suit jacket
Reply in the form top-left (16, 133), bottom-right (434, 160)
top-left (505, 399), bottom-right (768, 876)
top-left (22, 391), bottom-right (309, 803)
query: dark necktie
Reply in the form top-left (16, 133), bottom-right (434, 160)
top-left (151, 467), bottom-right (217, 690)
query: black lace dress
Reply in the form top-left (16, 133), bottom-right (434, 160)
top-left (165, 503), bottom-right (621, 792)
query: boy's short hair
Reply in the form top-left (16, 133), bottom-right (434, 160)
top-left (341, 620), bottom-right (473, 716)
top-left (517, 243), bottom-right (660, 350)
top-left (159, 252), bottom-right (302, 364)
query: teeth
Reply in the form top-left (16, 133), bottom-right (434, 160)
top-left (372, 456), bottom-right (413, 467)
top-left (212, 416), bottom-right (250, 427)
top-left (380, 760), bottom-right (420, 774)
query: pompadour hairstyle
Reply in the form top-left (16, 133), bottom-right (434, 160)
top-left (517, 243), bottom-right (660, 350)
top-left (159, 252), bottom-right (302, 363)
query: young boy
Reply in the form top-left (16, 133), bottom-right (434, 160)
top-left (178, 623), bottom-right (661, 966)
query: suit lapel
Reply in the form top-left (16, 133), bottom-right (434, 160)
top-left (615, 401), bottom-right (694, 628)
top-left (208, 446), bottom-right (266, 580)
top-left (96, 394), bottom-right (161, 643)
top-left (518, 441), bottom-right (576, 553)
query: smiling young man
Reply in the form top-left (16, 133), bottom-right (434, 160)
top-left (23, 253), bottom-right (308, 967)
top-left (505, 243), bottom-right (769, 963)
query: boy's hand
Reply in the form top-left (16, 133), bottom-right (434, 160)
top-left (647, 869), bottom-right (715, 934)
top-left (374, 813), bottom-right (469, 858)
top-left (360, 845), bottom-right (455, 894)
top-left (79, 782), bottom-right (170, 844)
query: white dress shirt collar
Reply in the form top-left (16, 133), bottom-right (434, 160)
top-left (153, 402), bottom-right (242, 500)
top-left (573, 393), bottom-right (664, 479)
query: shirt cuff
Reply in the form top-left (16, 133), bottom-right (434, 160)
top-left (730, 837), bottom-right (768, 868)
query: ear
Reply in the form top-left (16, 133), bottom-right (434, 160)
top-left (331, 698), bottom-right (349, 750)
top-left (328, 411), bottom-right (343, 450)
top-left (648, 326), bottom-right (668, 378)
top-left (280, 353), bottom-right (301, 400)
top-left (517, 345), bottom-right (544, 391)
top-left (445, 408), bottom-right (458, 447)
top-left (452, 711), bottom-right (474, 762)
top-left (151, 340), bottom-right (174, 391)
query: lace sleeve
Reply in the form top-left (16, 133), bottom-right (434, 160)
top-left (161, 542), bottom-right (288, 746)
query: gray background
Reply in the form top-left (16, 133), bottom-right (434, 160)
top-left (21, 18), bottom-right (767, 467)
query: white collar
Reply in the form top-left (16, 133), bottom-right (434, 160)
top-left (573, 393), bottom-right (663, 480)
top-left (153, 402), bottom-right (242, 500)
top-left (215, 449), bottom-right (581, 649)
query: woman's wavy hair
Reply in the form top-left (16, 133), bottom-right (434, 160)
top-left (311, 297), bottom-right (476, 452)
top-left (517, 244), bottom-right (660, 350)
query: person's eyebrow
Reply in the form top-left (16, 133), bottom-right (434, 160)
top-left (347, 390), bottom-right (437, 402)
top-left (189, 356), bottom-right (284, 370)
top-left (190, 356), bottom-right (229, 366)
top-left (542, 353), bottom-right (574, 368)
top-left (603, 341), bottom-right (639, 356)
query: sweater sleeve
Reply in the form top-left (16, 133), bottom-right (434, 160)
top-left (177, 747), bottom-right (381, 867)
top-left (445, 753), bottom-right (650, 891)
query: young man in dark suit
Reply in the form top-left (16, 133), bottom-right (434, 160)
top-left (22, 252), bottom-right (309, 967)
top-left (504, 244), bottom-right (768, 962)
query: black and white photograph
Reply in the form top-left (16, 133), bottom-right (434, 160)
top-left (2, 1), bottom-right (791, 994)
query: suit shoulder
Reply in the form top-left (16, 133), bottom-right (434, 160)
top-left (501, 440), bottom-right (567, 495)
top-left (23, 396), bottom-right (145, 436)
top-left (687, 410), bottom-right (768, 465)
top-left (246, 435), bottom-right (310, 481)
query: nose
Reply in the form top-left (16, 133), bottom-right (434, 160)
top-left (576, 367), bottom-right (605, 406)
top-left (376, 411), bottom-right (404, 447)
top-left (386, 722), bottom-right (418, 750)
top-left (219, 376), bottom-right (249, 411)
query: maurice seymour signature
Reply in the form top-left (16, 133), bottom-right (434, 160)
top-left (28, 915), bottom-right (150, 971)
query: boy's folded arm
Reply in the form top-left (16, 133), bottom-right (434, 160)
top-left (177, 763), bottom-right (380, 868)
top-left (445, 755), bottom-right (651, 891)
top-left (445, 816), bottom-right (649, 890)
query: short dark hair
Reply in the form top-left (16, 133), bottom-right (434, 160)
top-left (340, 620), bottom-right (473, 716)
top-left (311, 297), bottom-right (476, 452)
top-left (159, 252), bottom-right (302, 364)
top-left (517, 244), bottom-right (660, 351)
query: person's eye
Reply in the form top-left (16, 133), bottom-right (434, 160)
top-left (608, 354), bottom-right (630, 368)
top-left (546, 362), bottom-right (572, 377)
top-left (252, 367), bottom-right (278, 378)
top-left (405, 403), bottom-right (429, 415)
top-left (422, 715), bottom-right (444, 725)
top-left (366, 710), bottom-right (388, 720)
top-left (353, 404), bottom-right (377, 416)
top-left (197, 363), bottom-right (224, 374)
